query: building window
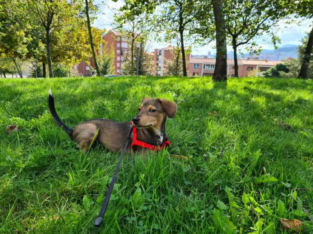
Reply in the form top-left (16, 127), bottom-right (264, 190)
top-left (116, 36), bottom-right (121, 41)
top-left (117, 63), bottom-right (120, 67)
top-left (117, 56), bottom-right (121, 61)
top-left (247, 66), bottom-right (254, 71)
top-left (158, 50), bottom-right (162, 56)
top-left (122, 37), bottom-right (127, 41)
top-left (117, 50), bottom-right (120, 55)
top-left (121, 42), bottom-right (128, 48)
top-left (193, 72), bottom-right (198, 76)
top-left (203, 64), bottom-right (215, 70)
top-left (193, 64), bottom-right (200, 69)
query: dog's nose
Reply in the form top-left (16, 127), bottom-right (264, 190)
top-left (132, 116), bottom-right (140, 124)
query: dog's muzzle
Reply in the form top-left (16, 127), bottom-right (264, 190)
top-left (132, 116), bottom-right (140, 125)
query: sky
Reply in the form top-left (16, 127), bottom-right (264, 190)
top-left (93, 0), bottom-right (312, 55)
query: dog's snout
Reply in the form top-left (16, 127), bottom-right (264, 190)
top-left (132, 116), bottom-right (140, 124)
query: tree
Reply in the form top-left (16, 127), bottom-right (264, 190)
top-left (167, 46), bottom-right (183, 76)
top-left (84, 0), bottom-right (100, 76)
top-left (122, 42), bottom-right (153, 75)
top-left (299, 25), bottom-right (313, 78)
top-left (212, 0), bottom-right (227, 82)
top-left (0, 58), bottom-right (17, 77)
top-left (98, 42), bottom-right (115, 75)
top-left (115, 12), bottom-right (148, 75)
top-left (166, 42), bottom-right (191, 76)
top-left (29, 61), bottom-right (43, 78)
top-left (299, 33), bottom-right (313, 78)
top-left (115, 0), bottom-right (199, 77)
top-left (26, 0), bottom-right (89, 77)
top-left (27, 0), bottom-right (58, 77)
top-left (224, 0), bottom-right (284, 77)
top-left (282, 0), bottom-right (313, 79)
top-left (154, 0), bottom-right (197, 76)
top-left (0, 0), bottom-right (32, 77)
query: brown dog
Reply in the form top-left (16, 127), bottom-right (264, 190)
top-left (48, 91), bottom-right (177, 153)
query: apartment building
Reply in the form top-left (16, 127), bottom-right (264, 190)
top-left (153, 45), bottom-right (191, 76)
top-left (76, 29), bottom-right (133, 76)
top-left (189, 58), bottom-right (282, 77)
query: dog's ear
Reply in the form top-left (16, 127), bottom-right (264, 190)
top-left (159, 99), bottom-right (177, 118)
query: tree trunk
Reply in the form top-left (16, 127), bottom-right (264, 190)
top-left (179, 29), bottom-right (187, 77)
top-left (3, 72), bottom-right (6, 78)
top-left (299, 24), bottom-right (313, 79)
top-left (46, 28), bottom-right (53, 77)
top-left (85, 0), bottom-right (100, 77)
top-left (43, 62), bottom-right (46, 78)
top-left (232, 37), bottom-right (239, 78)
top-left (131, 38), bottom-right (134, 75)
top-left (12, 58), bottom-right (23, 78)
top-left (212, 0), bottom-right (227, 82)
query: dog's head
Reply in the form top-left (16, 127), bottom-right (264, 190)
top-left (132, 98), bottom-right (177, 130)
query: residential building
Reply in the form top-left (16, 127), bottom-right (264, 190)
top-left (76, 29), bottom-right (134, 76)
top-left (189, 58), bottom-right (281, 77)
top-left (153, 45), bottom-right (191, 76)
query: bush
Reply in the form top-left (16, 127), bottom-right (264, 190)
top-left (52, 64), bottom-right (70, 77)
top-left (263, 63), bottom-right (290, 78)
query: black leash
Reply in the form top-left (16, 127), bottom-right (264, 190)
top-left (94, 123), bottom-right (134, 227)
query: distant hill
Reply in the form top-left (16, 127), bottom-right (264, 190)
top-left (227, 45), bottom-right (299, 61)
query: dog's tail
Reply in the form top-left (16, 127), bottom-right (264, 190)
top-left (48, 89), bottom-right (73, 136)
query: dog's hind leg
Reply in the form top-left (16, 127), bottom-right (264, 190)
top-left (72, 123), bottom-right (100, 152)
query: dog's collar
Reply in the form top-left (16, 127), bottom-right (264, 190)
top-left (131, 125), bottom-right (171, 151)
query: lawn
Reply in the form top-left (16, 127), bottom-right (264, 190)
top-left (0, 76), bottom-right (313, 233)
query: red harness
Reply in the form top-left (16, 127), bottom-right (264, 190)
top-left (131, 125), bottom-right (171, 151)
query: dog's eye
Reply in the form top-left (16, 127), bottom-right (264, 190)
top-left (138, 108), bottom-right (141, 111)
top-left (149, 109), bottom-right (156, 113)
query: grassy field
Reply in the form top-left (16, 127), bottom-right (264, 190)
top-left (0, 76), bottom-right (313, 233)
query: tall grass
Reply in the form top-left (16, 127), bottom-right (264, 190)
top-left (0, 76), bottom-right (312, 233)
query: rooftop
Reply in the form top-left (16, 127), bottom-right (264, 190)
top-left (190, 58), bottom-right (281, 66)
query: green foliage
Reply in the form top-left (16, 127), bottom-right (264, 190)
top-left (0, 0), bottom-right (31, 59)
top-left (264, 64), bottom-right (290, 78)
top-left (224, 0), bottom-right (287, 77)
top-left (52, 64), bottom-right (70, 78)
top-left (122, 43), bottom-right (153, 75)
top-left (0, 0), bottom-right (103, 77)
top-left (264, 34), bottom-right (313, 79)
top-left (29, 62), bottom-right (43, 78)
top-left (0, 58), bottom-right (16, 77)
top-left (98, 42), bottom-right (115, 75)
top-left (166, 45), bottom-right (191, 76)
top-left (99, 55), bottom-right (115, 76)
top-left (1, 77), bottom-right (313, 233)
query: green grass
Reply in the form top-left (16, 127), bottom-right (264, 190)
top-left (0, 76), bottom-right (313, 233)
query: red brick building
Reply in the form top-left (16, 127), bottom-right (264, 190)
top-left (76, 29), bottom-right (133, 76)
top-left (153, 45), bottom-right (191, 76)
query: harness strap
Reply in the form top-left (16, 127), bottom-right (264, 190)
top-left (131, 125), bottom-right (171, 150)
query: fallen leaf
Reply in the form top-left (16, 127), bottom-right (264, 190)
top-left (5, 125), bottom-right (18, 134)
top-left (280, 121), bottom-right (292, 130)
top-left (280, 218), bottom-right (303, 232)
top-left (209, 111), bottom-right (218, 116)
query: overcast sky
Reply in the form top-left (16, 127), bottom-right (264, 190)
top-left (93, 0), bottom-right (312, 55)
